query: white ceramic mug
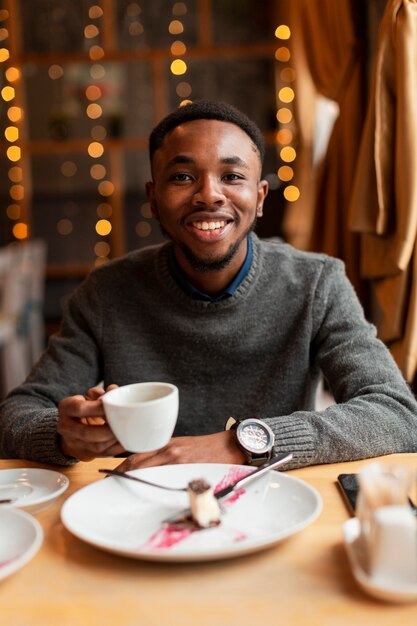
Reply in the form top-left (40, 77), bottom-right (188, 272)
top-left (102, 382), bottom-right (179, 452)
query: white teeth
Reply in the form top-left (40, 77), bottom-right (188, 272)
top-left (193, 220), bottom-right (225, 231)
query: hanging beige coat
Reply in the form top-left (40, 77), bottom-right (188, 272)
top-left (349, 0), bottom-right (417, 382)
top-left (284, 0), bottom-right (367, 301)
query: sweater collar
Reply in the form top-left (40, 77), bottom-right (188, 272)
top-left (170, 235), bottom-right (253, 302)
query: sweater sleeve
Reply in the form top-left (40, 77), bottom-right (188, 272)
top-left (0, 273), bottom-right (103, 464)
top-left (266, 257), bottom-right (417, 469)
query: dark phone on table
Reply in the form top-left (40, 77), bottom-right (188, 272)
top-left (338, 472), bottom-right (417, 516)
top-left (337, 473), bottom-right (359, 515)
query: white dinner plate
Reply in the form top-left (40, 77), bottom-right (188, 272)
top-left (0, 468), bottom-right (69, 513)
top-left (0, 508), bottom-right (43, 580)
top-left (343, 518), bottom-right (417, 603)
top-left (61, 463), bottom-right (322, 562)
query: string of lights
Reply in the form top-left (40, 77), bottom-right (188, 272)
top-left (1, 7), bottom-right (27, 241)
top-left (169, 1), bottom-right (192, 106)
top-left (275, 23), bottom-right (300, 204)
top-left (85, 3), bottom-right (114, 267)
top-left (46, 4), bottom-right (113, 264)
top-left (2, 4), bottom-right (296, 254)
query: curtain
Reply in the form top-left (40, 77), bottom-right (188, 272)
top-left (283, 0), bottom-right (368, 300)
top-left (349, 0), bottom-right (417, 382)
top-left (282, 0), bottom-right (417, 382)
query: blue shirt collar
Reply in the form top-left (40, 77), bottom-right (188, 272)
top-left (171, 235), bottom-right (253, 302)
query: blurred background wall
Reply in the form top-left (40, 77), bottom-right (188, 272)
top-left (3, 0), bottom-right (416, 393)
top-left (0, 0), bottom-right (291, 337)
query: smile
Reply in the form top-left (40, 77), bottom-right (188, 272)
top-left (192, 220), bottom-right (226, 231)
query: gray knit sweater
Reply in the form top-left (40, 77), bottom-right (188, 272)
top-left (1, 234), bottom-right (417, 468)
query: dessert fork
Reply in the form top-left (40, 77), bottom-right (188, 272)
top-left (99, 452), bottom-right (293, 499)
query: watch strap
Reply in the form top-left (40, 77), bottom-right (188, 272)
top-left (246, 453), bottom-right (271, 467)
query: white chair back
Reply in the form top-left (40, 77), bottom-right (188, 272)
top-left (0, 240), bottom-right (47, 398)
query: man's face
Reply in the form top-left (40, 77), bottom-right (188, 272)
top-left (146, 119), bottom-right (268, 274)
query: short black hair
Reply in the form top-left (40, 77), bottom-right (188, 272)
top-left (149, 100), bottom-right (265, 164)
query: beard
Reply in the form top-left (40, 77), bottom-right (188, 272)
top-left (159, 216), bottom-right (257, 273)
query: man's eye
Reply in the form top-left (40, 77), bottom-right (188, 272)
top-left (223, 173), bottom-right (243, 182)
top-left (171, 173), bottom-right (192, 182)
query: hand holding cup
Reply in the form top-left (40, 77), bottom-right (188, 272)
top-left (102, 382), bottom-right (179, 453)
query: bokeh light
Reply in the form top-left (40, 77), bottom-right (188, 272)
top-left (7, 106), bottom-right (22, 122)
top-left (9, 184), bottom-right (24, 200)
top-left (97, 203), bottom-right (113, 218)
top-left (5, 66), bottom-right (20, 82)
top-left (86, 85), bottom-right (102, 101)
top-left (86, 103), bottom-right (103, 119)
top-left (89, 5), bottom-right (103, 19)
top-left (6, 204), bottom-right (20, 220)
top-left (8, 166), bottom-right (22, 182)
top-left (7, 145), bottom-right (21, 161)
top-left (95, 219), bottom-right (112, 236)
top-left (276, 108), bottom-right (292, 124)
top-left (278, 166), bottom-right (294, 182)
top-left (89, 45), bottom-right (104, 61)
top-left (88, 142), bottom-right (104, 158)
top-left (275, 25), bottom-right (291, 39)
top-left (84, 24), bottom-right (99, 39)
top-left (171, 40), bottom-right (186, 55)
top-left (173, 2), bottom-right (187, 15)
top-left (61, 161), bottom-right (77, 177)
top-left (283, 185), bottom-right (300, 202)
top-left (12, 222), bottom-right (28, 239)
top-left (176, 81), bottom-right (192, 98)
top-left (90, 164), bottom-right (107, 180)
top-left (57, 219), bottom-right (73, 235)
top-left (94, 241), bottom-right (111, 257)
top-left (280, 146), bottom-right (296, 162)
top-left (98, 180), bottom-right (115, 196)
top-left (48, 64), bottom-right (64, 79)
top-left (170, 59), bottom-right (187, 75)
top-left (168, 20), bottom-right (184, 35)
top-left (276, 128), bottom-right (293, 145)
top-left (90, 64), bottom-right (106, 80)
top-left (136, 221), bottom-right (152, 237)
top-left (5, 126), bottom-right (19, 142)
top-left (1, 85), bottom-right (15, 101)
top-left (278, 87), bottom-right (295, 103)
top-left (275, 47), bottom-right (290, 62)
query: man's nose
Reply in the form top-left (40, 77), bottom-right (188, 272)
top-left (192, 175), bottom-right (226, 206)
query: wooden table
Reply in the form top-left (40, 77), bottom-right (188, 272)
top-left (1, 454), bottom-right (416, 626)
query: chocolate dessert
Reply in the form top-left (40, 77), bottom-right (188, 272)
top-left (187, 478), bottom-right (221, 528)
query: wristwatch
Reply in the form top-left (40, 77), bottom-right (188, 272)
top-left (225, 416), bottom-right (275, 466)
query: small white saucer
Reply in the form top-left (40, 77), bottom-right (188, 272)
top-left (343, 518), bottom-right (417, 603)
top-left (0, 508), bottom-right (43, 580)
top-left (0, 468), bottom-right (69, 513)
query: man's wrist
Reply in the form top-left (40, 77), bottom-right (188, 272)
top-left (224, 428), bottom-right (247, 464)
top-left (224, 417), bottom-right (275, 466)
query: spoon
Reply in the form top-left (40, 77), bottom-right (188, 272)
top-left (99, 452), bottom-right (293, 498)
top-left (98, 468), bottom-right (187, 491)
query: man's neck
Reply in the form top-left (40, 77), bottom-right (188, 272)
top-left (173, 239), bottom-right (249, 296)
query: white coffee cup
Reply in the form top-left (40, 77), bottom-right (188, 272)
top-left (102, 382), bottom-right (179, 452)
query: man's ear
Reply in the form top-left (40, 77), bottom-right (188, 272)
top-left (256, 179), bottom-right (269, 217)
top-left (145, 181), bottom-right (158, 219)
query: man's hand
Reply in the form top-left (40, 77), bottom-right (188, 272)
top-left (115, 430), bottom-right (246, 472)
top-left (57, 385), bottom-right (125, 461)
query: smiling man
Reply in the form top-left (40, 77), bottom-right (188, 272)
top-left (146, 113), bottom-right (267, 296)
top-left (1, 100), bottom-right (417, 469)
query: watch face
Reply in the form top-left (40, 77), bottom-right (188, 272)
top-left (237, 420), bottom-right (273, 454)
